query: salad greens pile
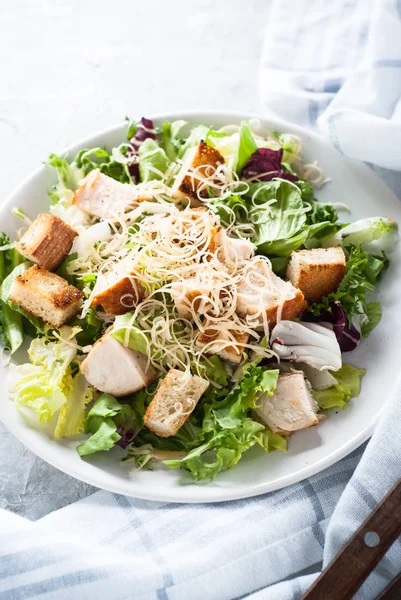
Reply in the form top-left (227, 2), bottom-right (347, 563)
top-left (0, 117), bottom-right (397, 482)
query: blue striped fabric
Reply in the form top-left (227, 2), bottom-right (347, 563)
top-left (260, 0), bottom-right (401, 171)
top-left (2, 1), bottom-right (401, 598)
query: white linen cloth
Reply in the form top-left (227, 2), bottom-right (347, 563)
top-left (1, 0), bottom-right (401, 598)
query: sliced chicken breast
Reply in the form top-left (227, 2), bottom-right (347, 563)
top-left (72, 169), bottom-right (137, 220)
top-left (236, 260), bottom-right (305, 328)
top-left (80, 329), bottom-right (157, 397)
top-left (254, 372), bottom-right (319, 434)
top-left (208, 226), bottom-right (255, 270)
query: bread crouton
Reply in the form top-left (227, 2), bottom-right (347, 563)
top-left (172, 141), bottom-right (224, 206)
top-left (72, 169), bottom-right (137, 220)
top-left (91, 272), bottom-right (144, 315)
top-left (196, 326), bottom-right (249, 364)
top-left (254, 372), bottom-right (318, 434)
top-left (80, 328), bottom-right (157, 396)
top-left (236, 260), bottom-right (305, 329)
top-left (209, 226), bottom-right (255, 269)
top-left (16, 213), bottom-right (77, 271)
top-left (144, 369), bottom-right (209, 437)
top-left (10, 265), bottom-right (83, 328)
top-left (286, 247), bottom-right (346, 303)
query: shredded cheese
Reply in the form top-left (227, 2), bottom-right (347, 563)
top-left (50, 127), bottom-right (321, 378)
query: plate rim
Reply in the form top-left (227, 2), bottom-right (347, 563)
top-left (0, 110), bottom-right (398, 503)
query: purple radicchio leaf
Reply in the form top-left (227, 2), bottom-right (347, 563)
top-left (128, 117), bottom-right (158, 180)
top-left (115, 427), bottom-right (138, 449)
top-left (321, 302), bottom-right (361, 352)
top-left (242, 147), bottom-right (298, 183)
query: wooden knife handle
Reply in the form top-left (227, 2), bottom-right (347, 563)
top-left (302, 478), bottom-right (401, 600)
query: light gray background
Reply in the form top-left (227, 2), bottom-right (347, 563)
top-left (0, 0), bottom-right (272, 519)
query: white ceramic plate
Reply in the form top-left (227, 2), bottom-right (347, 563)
top-left (1, 111), bottom-right (400, 503)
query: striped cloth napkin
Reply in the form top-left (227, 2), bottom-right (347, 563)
top-left (1, 1), bottom-right (401, 598)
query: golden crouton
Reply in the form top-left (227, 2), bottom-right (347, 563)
top-left (286, 247), bottom-right (346, 303)
top-left (196, 326), bottom-right (249, 364)
top-left (91, 274), bottom-right (144, 315)
top-left (144, 369), bottom-right (209, 437)
top-left (10, 265), bottom-right (83, 328)
top-left (16, 213), bottom-right (77, 271)
top-left (172, 141), bottom-right (224, 206)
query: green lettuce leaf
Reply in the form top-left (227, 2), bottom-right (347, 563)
top-left (166, 419), bottom-right (266, 481)
top-left (77, 394), bottom-right (138, 456)
top-left (47, 154), bottom-right (83, 191)
top-left (0, 302), bottom-right (23, 353)
top-left (237, 121), bottom-right (257, 174)
top-left (54, 375), bottom-right (95, 439)
top-left (251, 180), bottom-right (308, 256)
top-left (197, 355), bottom-right (230, 388)
top-left (112, 313), bottom-right (149, 355)
top-left (73, 147), bottom-right (131, 183)
top-left (0, 234), bottom-right (24, 353)
top-left (12, 327), bottom-right (79, 423)
top-left (160, 120), bottom-right (188, 161)
top-left (69, 307), bottom-right (103, 347)
top-left (297, 181), bottom-right (339, 226)
top-left (303, 221), bottom-right (341, 249)
top-left (264, 227), bottom-right (310, 257)
top-left (77, 419), bottom-right (121, 456)
top-left (209, 195), bottom-right (248, 228)
top-left (138, 138), bottom-right (169, 182)
top-left (360, 302), bottom-right (382, 338)
top-left (270, 257), bottom-right (289, 277)
top-left (164, 366), bottom-right (283, 481)
top-left (313, 364), bottom-right (365, 411)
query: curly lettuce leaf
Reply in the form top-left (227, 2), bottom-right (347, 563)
top-left (297, 181), bottom-right (339, 225)
top-left (73, 147), bottom-right (131, 183)
top-left (47, 154), bottom-right (83, 190)
top-left (54, 375), bottom-right (95, 439)
top-left (69, 307), bottom-right (103, 347)
top-left (12, 327), bottom-right (79, 423)
top-left (166, 419), bottom-right (267, 481)
top-left (312, 364), bottom-right (365, 411)
top-left (309, 245), bottom-right (388, 335)
top-left (164, 366), bottom-right (283, 481)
